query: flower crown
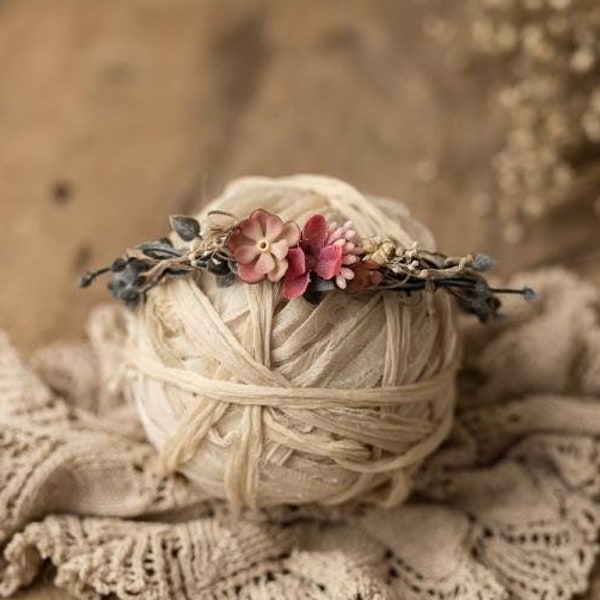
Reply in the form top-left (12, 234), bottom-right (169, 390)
top-left (81, 209), bottom-right (534, 321)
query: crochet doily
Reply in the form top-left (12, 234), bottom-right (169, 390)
top-left (2, 268), bottom-right (600, 600)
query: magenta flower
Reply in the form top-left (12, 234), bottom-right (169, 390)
top-left (283, 214), bottom-right (343, 299)
top-left (227, 209), bottom-right (301, 283)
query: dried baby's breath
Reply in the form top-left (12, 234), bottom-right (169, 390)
top-left (475, 0), bottom-right (600, 241)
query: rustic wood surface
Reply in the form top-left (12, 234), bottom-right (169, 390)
top-left (1, 0), bottom-right (598, 598)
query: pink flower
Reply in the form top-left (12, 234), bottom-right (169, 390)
top-left (326, 220), bottom-right (364, 289)
top-left (283, 214), bottom-right (343, 299)
top-left (282, 247), bottom-right (309, 299)
top-left (228, 209), bottom-right (301, 283)
top-left (347, 260), bottom-right (384, 293)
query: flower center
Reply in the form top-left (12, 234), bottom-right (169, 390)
top-left (257, 239), bottom-right (271, 252)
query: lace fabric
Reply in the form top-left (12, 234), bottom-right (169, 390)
top-left (1, 267), bottom-right (600, 599)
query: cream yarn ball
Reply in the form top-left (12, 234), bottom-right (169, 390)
top-left (129, 175), bottom-right (458, 508)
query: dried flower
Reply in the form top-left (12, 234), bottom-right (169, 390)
top-left (282, 247), bottom-right (310, 300)
top-left (326, 220), bottom-right (364, 288)
top-left (227, 209), bottom-right (301, 284)
top-left (282, 214), bottom-right (343, 299)
top-left (472, 253), bottom-right (496, 272)
top-left (302, 214), bottom-right (344, 279)
top-left (474, 0), bottom-right (600, 240)
top-left (347, 260), bottom-right (384, 293)
top-left (362, 236), bottom-right (396, 266)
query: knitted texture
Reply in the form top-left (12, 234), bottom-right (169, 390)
top-left (131, 175), bottom-right (459, 508)
top-left (2, 267), bottom-right (600, 599)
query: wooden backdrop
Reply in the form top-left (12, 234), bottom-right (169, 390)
top-left (0, 0), bottom-right (599, 598)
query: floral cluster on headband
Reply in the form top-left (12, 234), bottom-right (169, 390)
top-left (81, 209), bottom-right (535, 321)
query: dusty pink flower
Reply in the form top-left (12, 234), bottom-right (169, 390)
top-left (283, 214), bottom-right (343, 299)
top-left (347, 260), bottom-right (384, 293)
top-left (228, 209), bottom-right (301, 283)
top-left (282, 247), bottom-right (309, 300)
top-left (326, 220), bottom-right (364, 289)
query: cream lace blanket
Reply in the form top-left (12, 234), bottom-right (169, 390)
top-left (2, 268), bottom-right (600, 600)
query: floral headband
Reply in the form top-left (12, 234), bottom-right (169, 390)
top-left (81, 208), bottom-right (534, 321)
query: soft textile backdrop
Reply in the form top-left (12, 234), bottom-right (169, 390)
top-left (0, 1), bottom-right (599, 599)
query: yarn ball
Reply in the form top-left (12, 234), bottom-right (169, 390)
top-left (129, 175), bottom-right (459, 508)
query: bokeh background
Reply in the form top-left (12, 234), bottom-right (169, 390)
top-left (1, 0), bottom-right (599, 598)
